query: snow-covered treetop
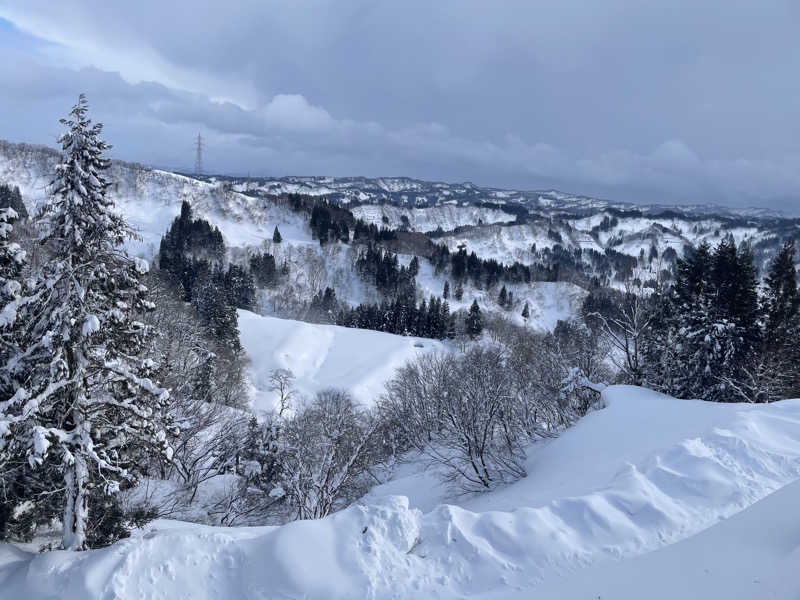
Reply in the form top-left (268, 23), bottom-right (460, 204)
top-left (42, 94), bottom-right (130, 253)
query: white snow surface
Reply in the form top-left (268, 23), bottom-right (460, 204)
top-left (238, 310), bottom-right (444, 412)
top-left (3, 386), bottom-right (800, 599)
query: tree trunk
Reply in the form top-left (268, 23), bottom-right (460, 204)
top-left (62, 451), bottom-right (88, 550)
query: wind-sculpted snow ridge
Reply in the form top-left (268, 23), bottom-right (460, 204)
top-left (2, 386), bottom-right (800, 599)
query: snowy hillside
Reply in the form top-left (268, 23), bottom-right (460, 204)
top-left (2, 139), bottom-right (797, 278)
top-left (350, 203), bottom-right (517, 232)
top-left (238, 310), bottom-right (444, 411)
top-left (2, 386), bottom-right (799, 599)
top-left (433, 214), bottom-right (776, 267)
top-left (0, 140), bottom-right (311, 256)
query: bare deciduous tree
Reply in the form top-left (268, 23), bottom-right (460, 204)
top-left (269, 368), bottom-right (297, 416)
top-left (586, 279), bottom-right (654, 385)
top-left (280, 389), bottom-right (376, 520)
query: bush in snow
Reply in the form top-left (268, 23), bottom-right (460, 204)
top-left (381, 348), bottom-right (529, 492)
top-left (280, 389), bottom-right (376, 520)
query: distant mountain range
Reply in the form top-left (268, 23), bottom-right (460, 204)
top-left (197, 173), bottom-right (790, 219)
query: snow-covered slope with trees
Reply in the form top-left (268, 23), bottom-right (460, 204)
top-left (238, 310), bottom-right (444, 411)
top-left (350, 203), bottom-right (517, 232)
top-left (2, 139), bottom-right (797, 281)
top-left (0, 140), bottom-right (312, 256)
top-left (222, 173), bottom-right (792, 218)
top-left (2, 386), bottom-right (799, 599)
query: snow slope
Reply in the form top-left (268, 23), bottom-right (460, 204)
top-left (238, 310), bottom-right (445, 412)
top-left (3, 386), bottom-right (800, 599)
top-left (0, 141), bottom-right (312, 256)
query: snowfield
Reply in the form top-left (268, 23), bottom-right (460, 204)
top-left (2, 386), bottom-right (800, 599)
top-left (238, 310), bottom-right (445, 411)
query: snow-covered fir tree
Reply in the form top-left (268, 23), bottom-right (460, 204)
top-left (761, 240), bottom-right (800, 398)
top-left (643, 238), bottom-right (762, 402)
top-left (454, 280), bottom-right (464, 301)
top-left (0, 207), bottom-right (26, 397)
top-left (0, 95), bottom-right (173, 550)
top-left (465, 299), bottom-right (483, 338)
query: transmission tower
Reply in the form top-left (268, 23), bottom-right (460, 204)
top-left (194, 132), bottom-right (204, 175)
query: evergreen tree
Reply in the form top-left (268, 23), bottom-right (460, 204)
top-left (465, 299), bottom-right (483, 338)
top-left (0, 184), bottom-right (27, 220)
top-left (761, 240), bottom-right (800, 398)
top-left (498, 285), bottom-right (508, 308)
top-left (408, 256), bottom-right (419, 277)
top-left (0, 96), bottom-right (173, 550)
top-left (521, 301), bottom-right (530, 321)
top-left (0, 207), bottom-right (25, 396)
top-left (273, 226), bottom-right (282, 244)
top-left (454, 280), bottom-right (464, 301)
top-left (192, 270), bottom-right (241, 349)
top-left (443, 280), bottom-right (450, 299)
top-left (249, 252), bottom-right (277, 287)
top-left (646, 239), bottom-right (762, 402)
top-left (443, 301), bottom-right (456, 338)
top-left (763, 240), bottom-right (800, 341)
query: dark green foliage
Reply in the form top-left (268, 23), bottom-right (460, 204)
top-left (763, 240), bottom-right (800, 341)
top-left (191, 269), bottom-right (242, 350)
top-left (761, 240), bottom-right (800, 397)
top-left (454, 280), bottom-right (464, 301)
top-left (0, 183), bottom-right (27, 219)
top-left (498, 285), bottom-right (509, 309)
top-left (159, 201), bottom-right (225, 282)
top-left (310, 203), bottom-right (351, 244)
top-left (84, 495), bottom-right (158, 549)
top-left (223, 264), bottom-right (256, 310)
top-left (465, 299), bottom-right (483, 338)
top-left (352, 219), bottom-right (397, 243)
top-left (307, 287), bottom-right (339, 323)
top-left (408, 256), bottom-right (419, 277)
top-left (355, 243), bottom-right (416, 296)
top-left (642, 237), bottom-right (767, 402)
top-left (335, 291), bottom-right (454, 339)
top-left (249, 252), bottom-right (278, 287)
top-left (272, 226), bottom-right (282, 243)
top-left (158, 201), bottom-right (253, 347)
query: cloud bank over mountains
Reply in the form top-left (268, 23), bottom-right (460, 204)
top-left (1, 1), bottom-right (799, 211)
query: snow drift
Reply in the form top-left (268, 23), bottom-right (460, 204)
top-left (2, 386), bottom-right (800, 599)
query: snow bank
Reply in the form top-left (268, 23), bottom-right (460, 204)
top-left (523, 478), bottom-right (800, 599)
top-left (238, 310), bottom-right (444, 411)
top-left (3, 386), bottom-right (800, 599)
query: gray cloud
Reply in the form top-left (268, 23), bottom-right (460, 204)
top-left (1, 1), bottom-right (799, 211)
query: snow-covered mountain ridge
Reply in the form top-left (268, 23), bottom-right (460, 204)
top-left (2, 138), bottom-right (797, 288)
top-left (220, 172), bottom-right (791, 218)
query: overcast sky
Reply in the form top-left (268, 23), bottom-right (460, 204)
top-left (1, 1), bottom-right (799, 211)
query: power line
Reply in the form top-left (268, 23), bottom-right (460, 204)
top-left (194, 132), bottom-right (204, 175)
